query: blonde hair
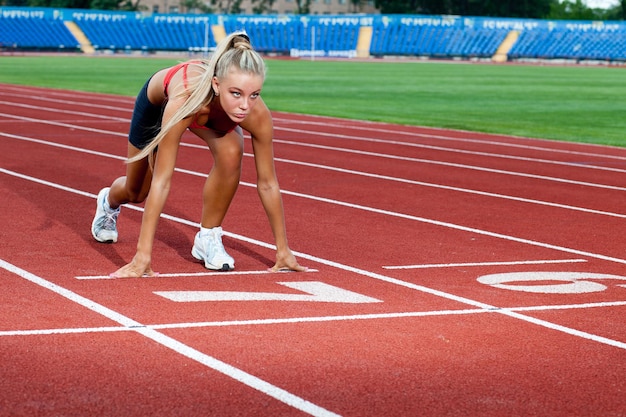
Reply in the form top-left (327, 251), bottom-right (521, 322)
top-left (128, 31), bottom-right (266, 164)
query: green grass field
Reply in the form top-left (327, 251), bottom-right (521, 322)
top-left (1, 55), bottom-right (624, 146)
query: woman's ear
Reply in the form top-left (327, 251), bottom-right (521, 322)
top-left (212, 76), bottom-right (220, 96)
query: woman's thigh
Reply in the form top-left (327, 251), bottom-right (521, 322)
top-left (124, 142), bottom-right (153, 202)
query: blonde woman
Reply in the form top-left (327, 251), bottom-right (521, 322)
top-left (92, 32), bottom-right (306, 277)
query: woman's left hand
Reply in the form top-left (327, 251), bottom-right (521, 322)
top-left (270, 248), bottom-right (307, 272)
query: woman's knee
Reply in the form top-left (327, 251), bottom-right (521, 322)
top-left (215, 141), bottom-right (244, 174)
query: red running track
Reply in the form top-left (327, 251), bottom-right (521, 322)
top-left (1, 83), bottom-right (625, 416)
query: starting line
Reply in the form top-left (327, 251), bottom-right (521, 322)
top-left (75, 269), bottom-right (319, 280)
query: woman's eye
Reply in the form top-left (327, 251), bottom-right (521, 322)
top-left (232, 91), bottom-right (241, 97)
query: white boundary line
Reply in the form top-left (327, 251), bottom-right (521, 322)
top-left (275, 128), bottom-right (626, 174)
top-left (75, 269), bottom-right (319, 280)
top-left (3, 110), bottom-right (626, 187)
top-left (2, 167), bottom-right (626, 352)
top-left (271, 137), bottom-right (626, 191)
top-left (4, 300), bottom-right (626, 337)
top-left (4, 85), bottom-right (626, 161)
top-left (0, 259), bottom-right (340, 417)
top-left (4, 164), bottom-right (626, 267)
top-left (4, 125), bottom-right (626, 222)
top-left (383, 259), bottom-right (588, 270)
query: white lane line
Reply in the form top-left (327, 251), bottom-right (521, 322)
top-left (4, 300), bottom-right (626, 345)
top-left (273, 138), bottom-right (626, 191)
top-left (0, 112), bottom-right (127, 137)
top-left (0, 100), bottom-right (129, 122)
top-left (383, 259), bottom-right (588, 270)
top-left (75, 269), bottom-right (319, 280)
top-left (268, 152), bottom-right (626, 219)
top-left (4, 112), bottom-right (626, 191)
top-left (271, 183), bottom-right (626, 266)
top-left (270, 116), bottom-right (626, 163)
top-left (3, 84), bottom-right (625, 164)
top-left (6, 129), bottom-right (626, 221)
top-left (0, 258), bottom-right (340, 417)
top-left (2, 165), bottom-right (626, 268)
top-left (3, 147), bottom-right (626, 351)
top-left (0, 309), bottom-right (495, 337)
top-left (276, 129), bottom-right (626, 174)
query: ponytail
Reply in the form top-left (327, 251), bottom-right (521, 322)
top-left (127, 31), bottom-right (265, 164)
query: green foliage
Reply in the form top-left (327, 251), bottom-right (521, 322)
top-left (206, 0), bottom-right (280, 13)
top-left (0, 55), bottom-right (625, 147)
top-left (252, 0), bottom-right (275, 14)
top-left (295, 0), bottom-right (311, 14)
top-left (2, 0), bottom-right (622, 19)
top-left (373, 0), bottom-right (554, 17)
top-left (548, 0), bottom-right (607, 19)
top-left (372, 0), bottom-right (623, 20)
top-left (26, 0), bottom-right (91, 8)
top-left (89, 0), bottom-right (140, 10)
top-left (180, 0), bottom-right (213, 13)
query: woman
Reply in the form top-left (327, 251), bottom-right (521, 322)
top-left (91, 31), bottom-right (306, 278)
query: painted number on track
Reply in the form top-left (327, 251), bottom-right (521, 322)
top-left (477, 272), bottom-right (626, 294)
top-left (155, 281), bottom-right (382, 303)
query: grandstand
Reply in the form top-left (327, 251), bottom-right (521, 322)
top-left (1, 7), bottom-right (625, 62)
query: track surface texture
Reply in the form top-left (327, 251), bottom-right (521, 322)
top-left (1, 83), bottom-right (625, 416)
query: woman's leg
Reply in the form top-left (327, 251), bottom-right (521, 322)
top-left (93, 76), bottom-right (161, 243)
top-left (107, 143), bottom-right (154, 208)
top-left (200, 128), bottom-right (244, 228)
top-left (91, 144), bottom-right (153, 243)
top-left (190, 127), bottom-right (244, 270)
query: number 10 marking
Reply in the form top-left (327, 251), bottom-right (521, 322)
top-left (477, 272), bottom-right (626, 294)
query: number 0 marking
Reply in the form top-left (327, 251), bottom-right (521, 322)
top-left (477, 272), bottom-right (626, 294)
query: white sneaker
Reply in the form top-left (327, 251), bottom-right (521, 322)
top-left (91, 187), bottom-right (120, 243)
top-left (191, 227), bottom-right (235, 271)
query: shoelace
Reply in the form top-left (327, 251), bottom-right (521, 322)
top-left (100, 209), bottom-right (119, 231)
top-left (203, 232), bottom-right (227, 255)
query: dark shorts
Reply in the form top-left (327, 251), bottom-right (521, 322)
top-left (128, 78), bottom-right (164, 150)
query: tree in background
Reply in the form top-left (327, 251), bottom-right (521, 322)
top-left (180, 0), bottom-right (213, 12)
top-left (90, 0), bottom-right (142, 10)
top-left (26, 0), bottom-right (91, 8)
top-left (548, 0), bottom-right (624, 19)
top-left (209, 0), bottom-right (243, 13)
top-left (548, 0), bottom-right (599, 19)
top-left (373, 0), bottom-right (622, 19)
top-left (295, 0), bottom-right (311, 14)
top-left (349, 0), bottom-right (369, 12)
top-left (252, 0), bottom-right (275, 14)
top-left (2, 0), bottom-right (623, 19)
top-left (373, 0), bottom-right (552, 17)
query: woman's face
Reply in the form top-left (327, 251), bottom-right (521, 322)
top-left (212, 69), bottom-right (264, 123)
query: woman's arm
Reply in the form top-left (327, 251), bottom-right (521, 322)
top-left (241, 100), bottom-right (306, 272)
top-left (112, 98), bottom-right (191, 277)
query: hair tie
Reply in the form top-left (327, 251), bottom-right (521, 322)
top-left (231, 33), bottom-right (251, 49)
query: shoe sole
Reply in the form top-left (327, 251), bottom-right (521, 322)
top-left (191, 246), bottom-right (233, 271)
top-left (94, 237), bottom-right (116, 244)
